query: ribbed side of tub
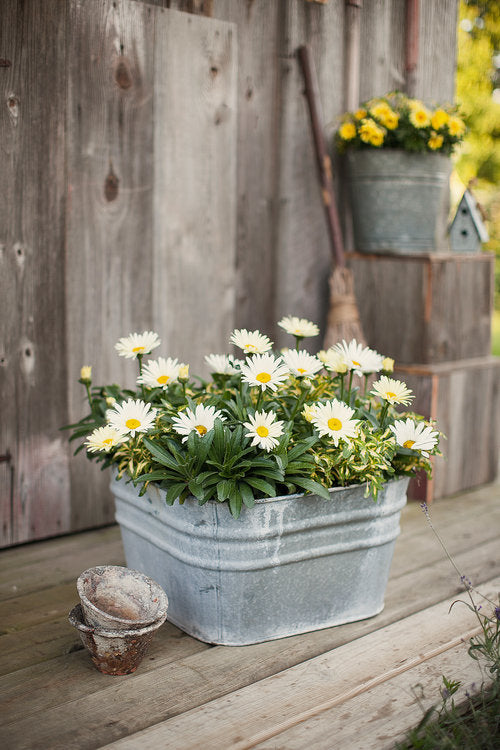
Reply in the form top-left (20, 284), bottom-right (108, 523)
top-left (112, 477), bottom-right (408, 645)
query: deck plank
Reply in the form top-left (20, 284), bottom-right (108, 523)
top-left (97, 580), bottom-right (498, 750)
top-left (1, 544), bottom-right (499, 749)
top-left (0, 527), bottom-right (124, 601)
top-left (0, 618), bottom-right (207, 677)
top-left (252, 643), bottom-right (487, 750)
top-left (0, 483), bottom-right (498, 750)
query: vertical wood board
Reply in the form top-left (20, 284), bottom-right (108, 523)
top-left (415, 0), bottom-right (459, 104)
top-left (350, 253), bottom-right (494, 364)
top-left (152, 8), bottom-right (237, 373)
top-left (66, 0), bottom-right (157, 531)
top-left (272, 0), bottom-right (345, 350)
top-left (358, 0), bottom-right (407, 102)
top-left (210, 0), bottom-right (282, 335)
top-left (0, 0), bottom-right (71, 545)
top-left (398, 357), bottom-right (500, 500)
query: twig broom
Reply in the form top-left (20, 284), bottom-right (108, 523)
top-left (297, 44), bottom-right (365, 349)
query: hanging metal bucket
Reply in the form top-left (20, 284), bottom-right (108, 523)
top-left (112, 474), bottom-right (408, 646)
top-left (345, 150), bottom-right (451, 253)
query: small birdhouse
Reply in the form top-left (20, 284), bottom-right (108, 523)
top-left (449, 189), bottom-right (489, 253)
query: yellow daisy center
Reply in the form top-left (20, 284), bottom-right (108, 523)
top-left (403, 439), bottom-right (415, 449)
top-left (256, 372), bottom-right (271, 383)
top-left (385, 391), bottom-right (396, 399)
top-left (126, 418), bottom-right (141, 430)
top-left (157, 375), bottom-right (170, 384)
top-left (103, 438), bottom-right (113, 446)
top-left (256, 426), bottom-right (269, 437)
top-left (297, 368), bottom-right (307, 374)
top-left (352, 360), bottom-right (361, 367)
top-left (195, 425), bottom-right (208, 436)
top-left (327, 417), bottom-right (342, 431)
top-left (245, 344), bottom-right (258, 353)
top-left (132, 346), bottom-right (145, 353)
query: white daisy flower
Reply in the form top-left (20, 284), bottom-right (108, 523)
top-left (171, 403), bottom-right (225, 441)
top-left (321, 348), bottom-right (348, 374)
top-left (278, 316), bottom-right (320, 338)
top-left (281, 349), bottom-right (323, 378)
top-left (390, 419), bottom-right (439, 457)
top-left (230, 329), bottom-right (273, 354)
top-left (107, 399), bottom-right (157, 437)
top-left (239, 354), bottom-right (290, 392)
top-left (137, 357), bottom-right (181, 389)
top-left (332, 339), bottom-right (384, 375)
top-left (85, 426), bottom-right (128, 453)
top-left (311, 399), bottom-right (359, 446)
top-left (243, 411), bottom-right (284, 452)
top-left (114, 331), bottom-right (161, 359)
top-left (371, 376), bottom-right (413, 406)
top-left (205, 353), bottom-right (240, 375)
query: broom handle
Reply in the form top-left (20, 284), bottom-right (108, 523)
top-left (298, 44), bottom-right (346, 268)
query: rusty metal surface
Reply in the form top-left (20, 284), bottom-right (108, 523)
top-left (68, 604), bottom-right (166, 676)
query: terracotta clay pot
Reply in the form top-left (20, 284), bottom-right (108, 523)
top-left (77, 565), bottom-right (168, 631)
top-left (69, 603), bottom-right (167, 675)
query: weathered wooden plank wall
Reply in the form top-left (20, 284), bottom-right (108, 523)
top-left (1, 0), bottom-right (460, 547)
top-left (66, 0), bottom-right (157, 531)
top-left (151, 9), bottom-right (237, 364)
top-left (166, 0), bottom-right (459, 346)
top-left (0, 0), bottom-right (71, 547)
top-left (1, 0), bottom-right (237, 545)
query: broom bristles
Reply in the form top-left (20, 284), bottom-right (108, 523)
top-left (323, 267), bottom-right (366, 349)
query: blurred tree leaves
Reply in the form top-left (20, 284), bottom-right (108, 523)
top-left (455, 0), bottom-right (500, 283)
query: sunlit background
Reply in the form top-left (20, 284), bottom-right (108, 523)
top-left (454, 0), bottom-right (500, 353)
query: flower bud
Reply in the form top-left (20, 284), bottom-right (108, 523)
top-left (106, 396), bottom-right (116, 407)
top-left (80, 366), bottom-right (92, 383)
top-left (179, 364), bottom-right (189, 381)
top-left (382, 357), bottom-right (394, 373)
top-left (302, 404), bottom-right (318, 423)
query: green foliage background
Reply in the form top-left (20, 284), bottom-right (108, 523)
top-left (455, 1), bottom-right (500, 314)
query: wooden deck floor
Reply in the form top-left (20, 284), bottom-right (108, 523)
top-left (1, 481), bottom-right (499, 750)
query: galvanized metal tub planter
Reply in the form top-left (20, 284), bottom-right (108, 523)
top-left (345, 150), bottom-right (451, 254)
top-left (112, 475), bottom-right (409, 646)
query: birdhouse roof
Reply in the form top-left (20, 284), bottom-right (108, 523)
top-left (451, 189), bottom-right (489, 243)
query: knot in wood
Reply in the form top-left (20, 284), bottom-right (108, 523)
top-left (114, 59), bottom-right (132, 90)
top-left (104, 167), bottom-right (119, 202)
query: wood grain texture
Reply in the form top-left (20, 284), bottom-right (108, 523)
top-left (2, 536), bottom-right (499, 748)
top-left (358, 0), bottom-right (407, 101)
top-left (99, 582), bottom-right (496, 749)
top-left (211, 0), bottom-right (282, 334)
top-left (416, 0), bottom-right (459, 104)
top-left (0, 0), bottom-right (71, 546)
top-left (66, 0), bottom-right (157, 532)
top-left (151, 8), bottom-right (237, 372)
top-left (252, 643), bottom-right (485, 749)
top-left (272, 0), bottom-right (345, 350)
top-left (398, 357), bottom-right (500, 500)
top-left (0, 0), bottom-right (469, 547)
top-left (1, 484), bottom-right (499, 749)
top-left (350, 253), bottom-right (494, 364)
